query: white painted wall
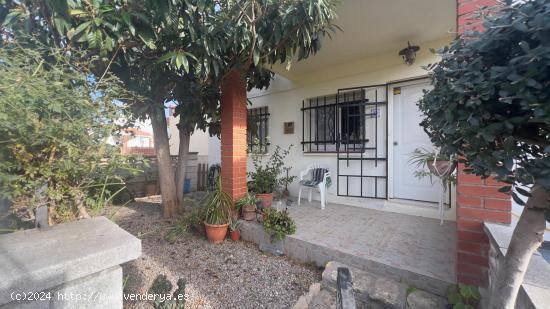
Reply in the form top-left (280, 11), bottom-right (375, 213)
top-left (168, 113), bottom-right (210, 163)
top-left (245, 37), bottom-right (457, 221)
top-left (208, 136), bottom-right (221, 165)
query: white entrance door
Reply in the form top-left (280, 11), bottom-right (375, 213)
top-left (392, 82), bottom-right (439, 203)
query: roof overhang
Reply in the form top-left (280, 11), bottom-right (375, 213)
top-left (269, 0), bottom-right (456, 80)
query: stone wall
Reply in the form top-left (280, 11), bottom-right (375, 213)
top-left (124, 153), bottom-right (200, 197)
top-left (0, 217), bottom-right (141, 309)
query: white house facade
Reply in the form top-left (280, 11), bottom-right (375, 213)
top-left (235, 0), bottom-right (457, 221)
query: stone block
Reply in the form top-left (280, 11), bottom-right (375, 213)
top-left (322, 261), bottom-right (410, 309)
top-left (406, 290), bottom-right (447, 309)
top-left (0, 217), bottom-right (141, 308)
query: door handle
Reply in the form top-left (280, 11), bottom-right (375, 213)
top-left (393, 141), bottom-right (398, 146)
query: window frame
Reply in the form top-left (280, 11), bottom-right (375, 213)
top-left (301, 93), bottom-right (367, 153)
top-left (247, 106), bottom-right (270, 153)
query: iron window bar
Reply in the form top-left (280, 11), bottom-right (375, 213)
top-left (301, 93), bottom-right (370, 153)
top-left (247, 106), bottom-right (270, 153)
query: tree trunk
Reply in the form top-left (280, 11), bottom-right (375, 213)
top-left (176, 126), bottom-right (191, 207)
top-left (150, 105), bottom-right (179, 218)
top-left (488, 185), bottom-right (548, 309)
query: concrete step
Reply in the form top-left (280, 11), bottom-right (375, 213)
top-left (240, 220), bottom-right (454, 297)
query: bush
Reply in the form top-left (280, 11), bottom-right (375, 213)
top-left (0, 41), bottom-right (137, 223)
top-left (262, 208), bottom-right (296, 242)
top-left (419, 1), bottom-right (549, 306)
top-left (419, 0), bottom-right (550, 196)
top-left (248, 144), bottom-right (296, 194)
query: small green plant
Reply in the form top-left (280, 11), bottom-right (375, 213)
top-left (405, 286), bottom-right (418, 308)
top-left (203, 176), bottom-right (232, 225)
top-left (248, 144), bottom-right (296, 194)
top-left (262, 208), bottom-right (296, 242)
top-left (148, 275), bottom-right (186, 309)
top-left (447, 283), bottom-right (480, 309)
top-left (229, 218), bottom-right (240, 232)
top-left (164, 204), bottom-right (204, 244)
top-left (408, 147), bottom-right (457, 187)
top-left (235, 193), bottom-right (259, 214)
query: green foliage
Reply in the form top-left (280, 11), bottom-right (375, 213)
top-left (203, 176), bottom-right (232, 225)
top-left (418, 0), bottom-right (550, 205)
top-left (447, 283), bottom-right (480, 309)
top-left (262, 208), bottom-right (296, 242)
top-left (148, 275), bottom-right (186, 309)
top-left (1, 0), bottom-right (340, 136)
top-left (229, 217), bottom-right (240, 232)
top-left (248, 144), bottom-right (296, 194)
top-left (164, 209), bottom-right (200, 244)
top-left (405, 286), bottom-right (417, 297)
top-left (408, 148), bottom-right (457, 186)
top-left (0, 42), bottom-right (136, 222)
top-left (235, 192), bottom-right (259, 214)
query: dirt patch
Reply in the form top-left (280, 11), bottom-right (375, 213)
top-left (111, 196), bottom-right (320, 309)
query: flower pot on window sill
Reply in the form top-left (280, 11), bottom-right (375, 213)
top-left (257, 193), bottom-right (273, 208)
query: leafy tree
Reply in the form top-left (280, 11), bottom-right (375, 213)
top-left (418, 1), bottom-right (550, 307)
top-left (1, 0), bottom-right (208, 218)
top-left (0, 41), bottom-right (136, 223)
top-left (1, 0), bottom-right (340, 217)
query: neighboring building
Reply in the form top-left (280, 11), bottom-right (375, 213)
top-left (121, 127), bottom-right (155, 156)
top-left (167, 106), bottom-right (210, 164)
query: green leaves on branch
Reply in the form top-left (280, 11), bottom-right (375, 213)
top-left (0, 43), bottom-right (138, 222)
top-left (262, 208), bottom-right (296, 242)
top-left (418, 0), bottom-right (550, 197)
top-left (157, 51), bottom-right (197, 73)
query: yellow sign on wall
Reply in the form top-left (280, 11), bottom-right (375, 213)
top-left (393, 87), bottom-right (401, 95)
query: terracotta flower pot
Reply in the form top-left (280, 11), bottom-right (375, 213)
top-left (204, 222), bottom-right (229, 244)
top-left (257, 193), bottom-right (273, 208)
top-left (427, 160), bottom-right (456, 177)
top-left (230, 230), bottom-right (241, 241)
top-left (242, 204), bottom-right (256, 221)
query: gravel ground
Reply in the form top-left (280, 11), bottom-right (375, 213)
top-left (111, 196), bottom-right (321, 309)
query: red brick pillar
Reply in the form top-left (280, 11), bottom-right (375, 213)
top-left (456, 0), bottom-right (511, 286)
top-left (220, 69), bottom-right (248, 201)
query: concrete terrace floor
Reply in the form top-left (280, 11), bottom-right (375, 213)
top-left (283, 200), bottom-right (457, 293)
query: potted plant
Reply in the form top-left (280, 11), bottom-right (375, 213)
top-left (408, 148), bottom-right (457, 188)
top-left (262, 207), bottom-right (296, 243)
top-left (236, 193), bottom-right (259, 221)
top-left (248, 145), bottom-right (296, 208)
top-left (409, 148), bottom-right (457, 224)
top-left (229, 218), bottom-right (241, 241)
top-left (202, 176), bottom-right (232, 244)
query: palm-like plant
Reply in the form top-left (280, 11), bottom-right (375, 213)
top-left (203, 176), bottom-right (232, 225)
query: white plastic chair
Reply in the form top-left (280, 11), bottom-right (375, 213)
top-left (297, 165), bottom-right (330, 209)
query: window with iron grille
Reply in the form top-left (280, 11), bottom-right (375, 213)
top-left (301, 91), bottom-right (366, 153)
top-left (247, 106), bottom-right (269, 153)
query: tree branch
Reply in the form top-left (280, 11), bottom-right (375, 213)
top-left (244, 1), bottom-right (257, 70)
top-left (94, 44), bottom-right (121, 91)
